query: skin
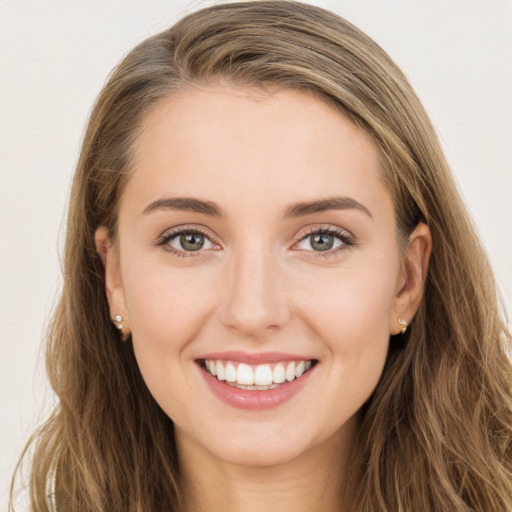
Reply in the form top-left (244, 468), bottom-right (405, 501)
top-left (96, 85), bottom-right (431, 512)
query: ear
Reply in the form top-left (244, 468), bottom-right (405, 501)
top-left (390, 223), bottom-right (432, 335)
top-left (95, 226), bottom-right (130, 337)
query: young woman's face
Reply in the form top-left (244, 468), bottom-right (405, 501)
top-left (105, 85), bottom-right (419, 467)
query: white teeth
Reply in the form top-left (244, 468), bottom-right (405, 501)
top-left (273, 363), bottom-right (286, 384)
top-left (237, 363), bottom-right (255, 385)
top-left (254, 364), bottom-right (273, 386)
top-left (225, 362), bottom-right (237, 382)
top-left (295, 361), bottom-right (305, 378)
top-left (216, 361), bottom-right (226, 380)
top-left (204, 359), bottom-right (314, 387)
top-left (285, 362), bottom-right (296, 382)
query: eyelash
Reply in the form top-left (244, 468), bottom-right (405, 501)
top-left (156, 226), bottom-right (355, 259)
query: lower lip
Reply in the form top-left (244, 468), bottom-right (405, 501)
top-left (198, 363), bottom-right (315, 410)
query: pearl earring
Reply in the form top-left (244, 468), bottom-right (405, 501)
top-left (397, 317), bottom-right (408, 334)
top-left (113, 314), bottom-right (124, 330)
top-left (113, 314), bottom-right (130, 341)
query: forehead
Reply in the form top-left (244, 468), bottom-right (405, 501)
top-left (122, 85), bottom-right (391, 222)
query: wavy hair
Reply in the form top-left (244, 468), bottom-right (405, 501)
top-left (11, 2), bottom-right (512, 511)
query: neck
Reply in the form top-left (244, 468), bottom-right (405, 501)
top-left (176, 417), bottom-right (359, 512)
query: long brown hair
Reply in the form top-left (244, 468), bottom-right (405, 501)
top-left (11, 2), bottom-right (512, 510)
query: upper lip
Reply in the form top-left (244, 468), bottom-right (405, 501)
top-left (198, 351), bottom-right (315, 364)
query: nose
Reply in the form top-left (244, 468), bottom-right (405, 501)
top-left (218, 244), bottom-right (291, 339)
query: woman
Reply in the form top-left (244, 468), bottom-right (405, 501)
top-left (11, 1), bottom-right (512, 511)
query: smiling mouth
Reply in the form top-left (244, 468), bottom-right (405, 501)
top-left (200, 359), bottom-right (317, 390)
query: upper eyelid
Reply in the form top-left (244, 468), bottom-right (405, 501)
top-left (158, 225), bottom-right (214, 240)
top-left (298, 225), bottom-right (352, 239)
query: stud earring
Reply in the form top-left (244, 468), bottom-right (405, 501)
top-left (113, 314), bottom-right (124, 330)
top-left (113, 314), bottom-right (130, 341)
top-left (397, 317), bottom-right (408, 334)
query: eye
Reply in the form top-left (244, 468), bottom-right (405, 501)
top-left (295, 227), bottom-right (354, 255)
top-left (157, 227), bottom-right (217, 257)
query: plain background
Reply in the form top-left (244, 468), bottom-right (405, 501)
top-left (1, 0), bottom-right (511, 507)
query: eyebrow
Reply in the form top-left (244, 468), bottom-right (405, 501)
top-left (142, 197), bottom-right (224, 216)
top-left (142, 196), bottom-right (373, 219)
top-left (284, 196), bottom-right (373, 219)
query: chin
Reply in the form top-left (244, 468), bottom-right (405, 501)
top-left (178, 416), bottom-right (344, 469)
top-left (220, 435), bottom-right (310, 467)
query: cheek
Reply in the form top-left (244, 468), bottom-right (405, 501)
top-left (295, 262), bottom-right (397, 345)
top-left (307, 273), bottom-right (394, 419)
top-left (121, 260), bottom-right (216, 375)
top-left (291, 258), bottom-right (398, 395)
top-left (120, 264), bottom-right (221, 422)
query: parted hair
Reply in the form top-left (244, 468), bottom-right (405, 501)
top-left (11, 2), bottom-right (512, 511)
